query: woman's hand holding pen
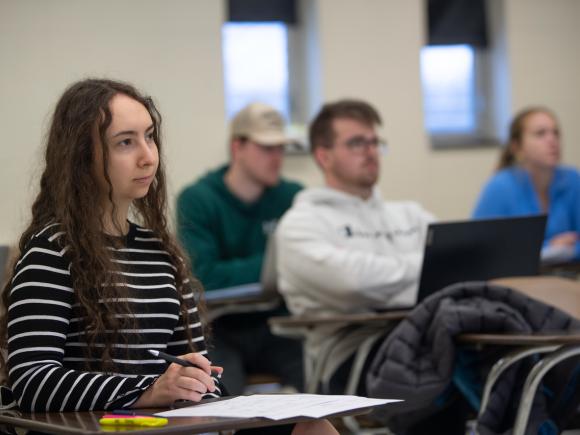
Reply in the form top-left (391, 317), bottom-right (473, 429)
top-left (133, 352), bottom-right (224, 408)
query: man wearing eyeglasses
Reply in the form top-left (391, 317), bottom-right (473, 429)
top-left (276, 99), bottom-right (435, 394)
top-left (176, 102), bottom-right (304, 396)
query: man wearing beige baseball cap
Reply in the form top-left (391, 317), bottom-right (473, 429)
top-left (176, 102), bottom-right (304, 395)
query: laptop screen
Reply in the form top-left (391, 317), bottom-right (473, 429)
top-left (416, 215), bottom-right (547, 303)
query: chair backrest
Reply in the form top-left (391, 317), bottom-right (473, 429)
top-left (0, 245), bottom-right (17, 386)
top-left (260, 232), bottom-right (278, 295)
top-left (491, 276), bottom-right (580, 319)
top-left (0, 245), bottom-right (11, 290)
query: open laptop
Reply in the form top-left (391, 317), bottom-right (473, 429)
top-left (414, 214), bottom-right (547, 304)
top-left (203, 234), bottom-right (278, 303)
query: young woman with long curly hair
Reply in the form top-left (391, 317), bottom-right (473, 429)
top-left (0, 78), bottom-right (337, 435)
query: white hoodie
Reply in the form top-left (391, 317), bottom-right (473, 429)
top-left (276, 187), bottom-right (435, 381)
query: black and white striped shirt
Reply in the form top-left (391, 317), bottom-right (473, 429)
top-left (5, 222), bottom-right (219, 412)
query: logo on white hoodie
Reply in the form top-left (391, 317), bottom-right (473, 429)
top-left (342, 225), bottom-right (422, 241)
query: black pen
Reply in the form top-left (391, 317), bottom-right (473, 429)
top-left (147, 349), bottom-right (222, 378)
top-left (110, 409), bottom-right (157, 417)
top-left (148, 349), bottom-right (197, 368)
top-left (148, 349), bottom-right (229, 396)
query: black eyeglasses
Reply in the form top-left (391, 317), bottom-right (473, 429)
top-left (342, 135), bottom-right (388, 154)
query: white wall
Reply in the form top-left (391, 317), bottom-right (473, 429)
top-left (0, 0), bottom-right (227, 244)
top-left (506, 0), bottom-right (580, 165)
top-left (1, 0), bottom-right (580, 245)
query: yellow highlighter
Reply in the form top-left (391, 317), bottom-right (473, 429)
top-left (99, 414), bottom-right (168, 427)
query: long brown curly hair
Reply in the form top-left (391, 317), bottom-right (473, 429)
top-left (0, 78), bottom-right (205, 373)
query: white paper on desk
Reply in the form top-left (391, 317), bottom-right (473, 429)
top-left (155, 394), bottom-right (400, 420)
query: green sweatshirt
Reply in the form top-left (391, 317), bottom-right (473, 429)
top-left (176, 165), bottom-right (302, 291)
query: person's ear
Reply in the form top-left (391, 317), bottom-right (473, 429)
top-left (314, 146), bottom-right (331, 169)
top-left (509, 140), bottom-right (522, 162)
top-left (230, 138), bottom-right (245, 160)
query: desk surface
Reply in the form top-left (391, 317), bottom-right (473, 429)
top-left (457, 333), bottom-right (580, 346)
top-left (268, 307), bottom-right (580, 347)
top-left (205, 293), bottom-right (282, 322)
top-left (540, 260), bottom-right (580, 275)
top-left (268, 310), bottom-right (410, 329)
top-left (0, 405), bottom-right (374, 435)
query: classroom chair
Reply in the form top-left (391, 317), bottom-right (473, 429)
top-left (269, 311), bottom-right (406, 434)
top-left (205, 291), bottom-right (287, 395)
top-left (467, 276), bottom-right (580, 435)
top-left (269, 276), bottom-right (580, 434)
top-left (0, 245), bottom-right (11, 289)
top-left (204, 235), bottom-right (299, 395)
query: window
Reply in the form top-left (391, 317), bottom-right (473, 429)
top-left (422, 0), bottom-right (503, 148)
top-left (421, 45), bottom-right (476, 134)
top-left (222, 22), bottom-right (290, 120)
top-left (222, 0), bottom-right (319, 152)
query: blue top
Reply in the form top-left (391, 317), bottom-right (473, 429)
top-left (472, 166), bottom-right (580, 260)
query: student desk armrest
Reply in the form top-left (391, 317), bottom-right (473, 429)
top-left (268, 310), bottom-right (410, 338)
top-left (457, 332), bottom-right (580, 346)
top-left (490, 275), bottom-right (580, 320)
top-left (205, 294), bottom-right (282, 322)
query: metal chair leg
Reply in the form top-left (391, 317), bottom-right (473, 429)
top-left (512, 344), bottom-right (580, 435)
top-left (307, 331), bottom-right (349, 394)
top-left (477, 345), bottom-right (559, 419)
top-left (342, 331), bottom-right (394, 435)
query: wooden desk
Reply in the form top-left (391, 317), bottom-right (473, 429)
top-left (0, 404), bottom-right (375, 435)
top-left (457, 332), bottom-right (580, 346)
top-left (540, 260), bottom-right (580, 277)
